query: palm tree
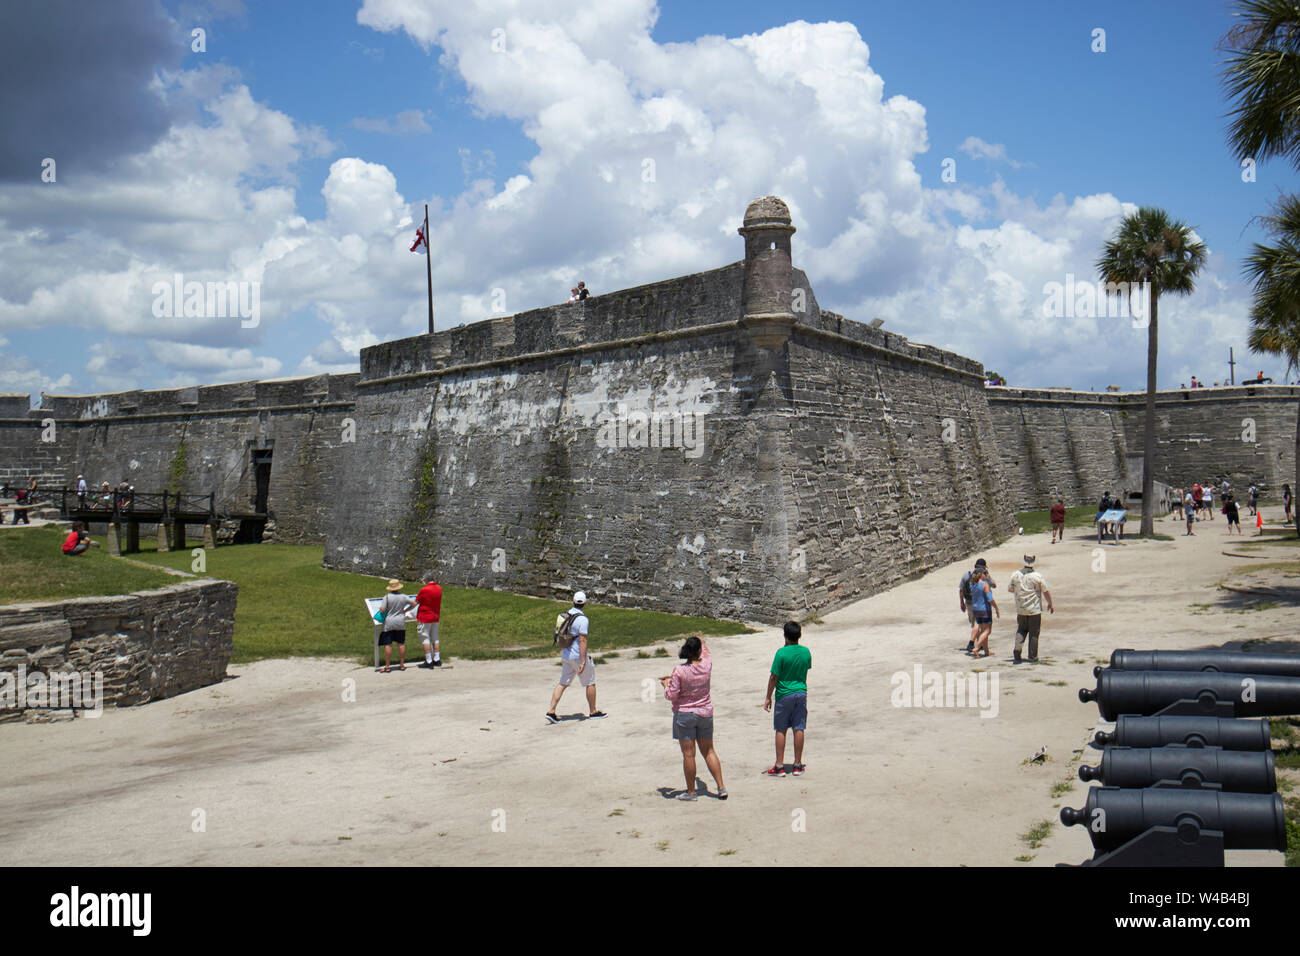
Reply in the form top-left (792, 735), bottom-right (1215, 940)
top-left (1244, 194), bottom-right (1300, 536)
top-left (1222, 0), bottom-right (1300, 171)
top-left (1223, 0), bottom-right (1300, 536)
top-left (1097, 209), bottom-right (1208, 536)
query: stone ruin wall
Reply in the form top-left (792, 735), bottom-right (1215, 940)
top-left (0, 580), bottom-right (236, 722)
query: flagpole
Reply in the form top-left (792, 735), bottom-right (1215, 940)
top-left (424, 203), bottom-right (434, 334)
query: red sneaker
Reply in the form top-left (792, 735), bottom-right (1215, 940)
top-left (763, 765), bottom-right (787, 777)
top-left (792, 764), bottom-right (806, 776)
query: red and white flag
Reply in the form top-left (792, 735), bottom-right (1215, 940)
top-left (410, 220), bottom-right (428, 254)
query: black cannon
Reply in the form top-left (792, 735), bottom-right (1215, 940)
top-left (1094, 715), bottom-right (1272, 751)
top-left (1078, 746), bottom-right (1276, 793)
top-left (1059, 787), bottom-right (1286, 866)
top-left (1095, 648), bottom-right (1300, 678)
top-left (1079, 669), bottom-right (1300, 720)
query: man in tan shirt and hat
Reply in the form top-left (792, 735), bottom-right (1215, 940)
top-left (1008, 554), bottom-right (1053, 664)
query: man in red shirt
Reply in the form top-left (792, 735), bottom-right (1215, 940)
top-left (415, 571), bottom-right (443, 669)
top-left (1049, 499), bottom-right (1066, 544)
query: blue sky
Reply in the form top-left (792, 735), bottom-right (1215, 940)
top-left (1, 0), bottom-right (1295, 400)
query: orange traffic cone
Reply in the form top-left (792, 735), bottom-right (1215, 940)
top-left (1256, 510), bottom-right (1264, 534)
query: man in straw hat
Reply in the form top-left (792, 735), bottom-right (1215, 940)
top-left (377, 579), bottom-right (414, 672)
top-left (1007, 555), bottom-right (1053, 664)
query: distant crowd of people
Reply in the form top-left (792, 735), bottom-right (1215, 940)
top-left (1182, 371), bottom-right (1276, 388)
top-left (1170, 479), bottom-right (1292, 536)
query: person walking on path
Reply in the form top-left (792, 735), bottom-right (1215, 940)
top-left (1050, 499), bottom-right (1066, 543)
top-left (763, 621), bottom-right (811, 777)
top-left (1185, 490), bottom-right (1196, 536)
top-left (377, 579), bottom-right (414, 672)
top-left (1008, 555), bottom-right (1054, 664)
top-left (968, 568), bottom-right (999, 658)
top-left (546, 591), bottom-right (606, 723)
top-left (1248, 484), bottom-right (1259, 517)
top-left (1285, 484), bottom-right (1294, 525)
top-left (1203, 483), bottom-right (1215, 521)
top-left (1224, 493), bottom-right (1242, 535)
top-left (414, 571), bottom-right (442, 669)
top-left (959, 558), bottom-right (996, 651)
top-left (659, 636), bottom-right (726, 801)
top-left (1192, 482), bottom-right (1204, 520)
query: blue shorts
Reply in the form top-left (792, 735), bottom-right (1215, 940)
top-left (774, 692), bottom-right (807, 732)
top-left (974, 612), bottom-right (991, 625)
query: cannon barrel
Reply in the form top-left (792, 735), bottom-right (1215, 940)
top-left (1105, 649), bottom-right (1300, 677)
top-left (1077, 746), bottom-right (1276, 792)
top-left (1094, 716), bottom-right (1272, 751)
top-left (1059, 787), bottom-right (1286, 853)
top-left (1079, 670), bottom-right (1300, 721)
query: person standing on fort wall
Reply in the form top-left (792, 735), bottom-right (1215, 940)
top-left (415, 571), bottom-right (442, 669)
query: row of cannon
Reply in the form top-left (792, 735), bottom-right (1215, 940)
top-left (1060, 648), bottom-right (1297, 866)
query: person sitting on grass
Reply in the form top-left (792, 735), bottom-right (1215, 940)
top-left (61, 521), bottom-right (93, 556)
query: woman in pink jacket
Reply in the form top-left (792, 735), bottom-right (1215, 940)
top-left (660, 636), bottom-right (727, 801)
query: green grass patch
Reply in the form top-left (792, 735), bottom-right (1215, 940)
top-left (1286, 796), bottom-right (1300, 868)
top-left (1019, 820), bottom-right (1053, 849)
top-left (1016, 506), bottom-right (1096, 535)
top-left (107, 539), bottom-right (752, 664)
top-left (1050, 781), bottom-right (1074, 797)
top-left (0, 526), bottom-right (177, 604)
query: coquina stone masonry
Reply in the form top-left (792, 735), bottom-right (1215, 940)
top-left (988, 385), bottom-right (1299, 511)
top-left (0, 580), bottom-right (236, 722)
top-left (324, 197), bottom-right (1019, 622)
top-left (0, 376), bottom-right (356, 543)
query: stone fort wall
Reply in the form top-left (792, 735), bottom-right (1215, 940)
top-left (988, 385), bottom-right (1299, 511)
top-left (0, 375), bottom-right (356, 543)
top-left (2, 196), bottom-right (1296, 622)
top-left (323, 199), bottom-right (1019, 621)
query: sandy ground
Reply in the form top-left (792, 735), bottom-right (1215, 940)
top-left (1, 509), bottom-right (1296, 867)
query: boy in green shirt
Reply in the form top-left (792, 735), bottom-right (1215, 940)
top-left (763, 621), bottom-right (811, 777)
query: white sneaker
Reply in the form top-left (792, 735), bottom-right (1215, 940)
top-left (677, 791), bottom-right (698, 801)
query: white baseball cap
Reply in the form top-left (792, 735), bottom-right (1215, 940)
top-left (573, 591), bottom-right (587, 605)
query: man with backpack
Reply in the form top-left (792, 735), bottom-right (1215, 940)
top-left (959, 558), bottom-right (996, 652)
top-left (546, 591), bottom-right (606, 723)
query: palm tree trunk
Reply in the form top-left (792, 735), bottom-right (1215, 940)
top-left (1141, 293), bottom-right (1158, 536)
top-left (1294, 398), bottom-right (1299, 538)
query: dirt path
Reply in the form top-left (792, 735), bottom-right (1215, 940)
top-left (1, 510), bottom-right (1294, 866)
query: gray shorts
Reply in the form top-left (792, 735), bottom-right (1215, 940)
top-left (672, 712), bottom-right (714, 740)
top-left (773, 692), bottom-right (807, 732)
top-left (418, 621), bottom-right (439, 644)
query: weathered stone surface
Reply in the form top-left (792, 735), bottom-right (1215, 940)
top-left (988, 385), bottom-right (1299, 510)
top-left (322, 199), bottom-right (1019, 622)
top-left (0, 580), bottom-right (235, 718)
